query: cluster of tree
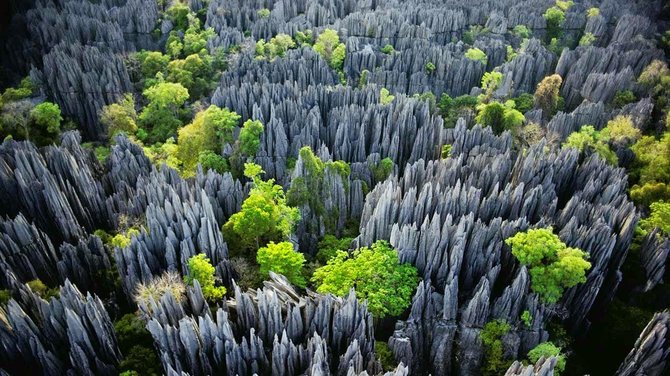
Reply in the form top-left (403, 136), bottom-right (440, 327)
top-left (0, 77), bottom-right (64, 146)
top-left (505, 228), bottom-right (591, 304)
top-left (563, 115), bottom-right (640, 165)
top-left (313, 29), bottom-right (346, 81)
top-left (255, 31), bottom-right (314, 60)
top-left (311, 240), bottom-right (418, 318)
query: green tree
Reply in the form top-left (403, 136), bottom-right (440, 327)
top-left (527, 342), bottom-right (566, 375)
top-left (600, 115), bottom-right (640, 146)
top-left (381, 44), bottom-right (395, 54)
top-left (256, 241), bottom-right (306, 287)
top-left (311, 240), bottom-right (418, 318)
top-left (167, 3), bottom-right (190, 31)
top-left (185, 254), bottom-right (227, 301)
top-left (505, 228), bottom-right (591, 304)
top-left (579, 32), bottom-right (596, 46)
top-left (513, 93), bottom-right (535, 113)
top-left (521, 310), bottom-right (533, 328)
top-left (313, 29), bottom-right (346, 70)
top-left (479, 71), bottom-right (503, 103)
top-left (138, 51), bottom-right (169, 80)
top-left (223, 163), bottom-right (300, 250)
top-left (29, 102), bottom-right (62, 145)
top-left (612, 90), bottom-right (636, 108)
top-left (100, 94), bottom-right (138, 138)
top-left (481, 319), bottom-right (512, 376)
top-left (257, 8), bottom-right (270, 18)
top-left (198, 150), bottom-right (229, 174)
top-left (371, 157), bottom-right (394, 181)
top-left (543, 7), bottom-right (565, 41)
top-left (475, 101), bottom-right (525, 134)
top-left (238, 119), bottom-right (264, 156)
top-left (139, 81), bottom-right (189, 143)
top-left (513, 25), bottom-right (531, 39)
top-left (27, 279), bottom-right (59, 300)
top-left (563, 125), bottom-right (618, 165)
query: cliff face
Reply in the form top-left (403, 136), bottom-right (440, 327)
top-left (0, 0), bottom-right (669, 375)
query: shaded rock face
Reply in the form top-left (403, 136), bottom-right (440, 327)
top-left (361, 122), bottom-right (637, 375)
top-left (615, 310), bottom-right (670, 376)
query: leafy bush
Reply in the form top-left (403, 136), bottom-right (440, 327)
top-left (198, 150), bottom-right (229, 174)
top-left (513, 93), bottom-right (535, 113)
top-left (612, 90), bottom-right (636, 108)
top-left (380, 88), bottom-right (395, 105)
top-left (312, 240), bottom-right (418, 318)
top-left (381, 44), bottom-right (395, 54)
top-left (375, 341), bottom-right (396, 371)
top-left (534, 74), bottom-right (562, 116)
top-left (462, 25), bottom-right (489, 45)
top-left (527, 342), bottom-right (566, 375)
top-left (139, 81), bottom-right (189, 143)
top-left (465, 48), bottom-right (487, 64)
top-left (185, 254), bottom-right (227, 301)
top-left (600, 115), bottom-right (640, 145)
top-left (371, 157), bottom-right (394, 182)
top-left (30, 102), bottom-right (63, 145)
top-left (563, 125), bottom-right (617, 165)
top-left (0, 289), bottom-right (10, 305)
top-left (425, 61), bottom-right (436, 73)
top-left (586, 7), bottom-right (600, 18)
top-left (256, 241), bottom-right (306, 287)
top-left (239, 119), bottom-right (264, 156)
top-left (441, 144), bottom-right (452, 159)
top-left (255, 34), bottom-right (297, 59)
top-left (505, 228), bottom-right (591, 303)
top-left (316, 235), bottom-right (353, 264)
top-left (521, 310), bottom-right (533, 328)
top-left (481, 320), bottom-right (512, 376)
top-left (118, 345), bottom-right (161, 376)
top-left (295, 30), bottom-right (314, 45)
top-left (438, 94), bottom-right (479, 128)
top-left (27, 279), bottom-right (59, 300)
top-left (257, 8), bottom-right (270, 18)
top-left (475, 101), bottom-right (525, 135)
top-left (579, 32), bottom-right (596, 46)
top-left (513, 25), bottom-right (531, 39)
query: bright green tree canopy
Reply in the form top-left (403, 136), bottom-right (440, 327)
top-left (256, 241), bottom-right (306, 287)
top-left (311, 240), bottom-right (418, 318)
top-left (185, 254), bottom-right (227, 301)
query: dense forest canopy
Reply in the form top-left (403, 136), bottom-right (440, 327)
top-left (0, 0), bottom-right (669, 375)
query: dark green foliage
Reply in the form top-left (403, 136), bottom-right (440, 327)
top-left (513, 93), bottom-right (535, 113)
top-left (438, 94), bottom-right (479, 128)
top-left (114, 313), bottom-right (154, 350)
top-left (543, 7), bottom-right (565, 42)
top-left (198, 150), bottom-right (229, 173)
top-left (0, 289), bottom-right (10, 305)
top-left (138, 81), bottom-right (189, 143)
top-left (312, 240), bottom-right (419, 318)
top-left (506, 228), bottom-right (591, 303)
top-left (475, 101), bottom-right (525, 135)
top-left (375, 341), bottom-right (396, 371)
top-left (563, 125), bottom-right (618, 165)
top-left (166, 3), bottom-right (190, 31)
top-left (119, 346), bottom-right (161, 376)
top-left (316, 235), bottom-right (353, 264)
top-left (462, 25), bottom-right (489, 45)
top-left (100, 94), bottom-right (138, 138)
top-left (480, 320), bottom-right (512, 376)
top-left (295, 30), bottom-right (314, 45)
top-left (639, 201), bottom-right (670, 236)
top-left (612, 90), bottom-right (636, 108)
top-left (371, 157), bottom-right (394, 182)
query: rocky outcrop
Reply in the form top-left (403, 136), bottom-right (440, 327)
top-left (616, 310), bottom-right (670, 376)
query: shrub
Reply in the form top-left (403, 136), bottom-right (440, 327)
top-left (239, 119), bottom-right (264, 156)
top-left (513, 93), bottom-right (535, 113)
top-left (612, 90), bottom-right (636, 108)
top-left (481, 320), bottom-right (512, 376)
top-left (198, 150), bottom-right (229, 174)
top-left (229, 257), bottom-right (262, 290)
top-left (601, 115), bottom-right (640, 145)
top-left (134, 271), bottom-right (186, 307)
top-left (505, 228), bottom-right (591, 303)
top-left (118, 345), bottom-right (161, 376)
top-left (563, 125), bottom-right (617, 165)
top-left (521, 310), bottom-right (533, 328)
top-left (441, 144), bottom-right (452, 159)
top-left (543, 7), bottom-right (565, 41)
top-left (0, 289), bottom-right (11, 305)
top-left (380, 88), bottom-right (395, 105)
top-left (316, 235), bottom-right (353, 264)
top-left (527, 342), bottom-right (566, 375)
top-left (371, 157), bottom-right (394, 181)
top-left (295, 30), bottom-right (314, 45)
top-left (27, 279), bottom-right (59, 300)
top-left (579, 32), bottom-right (596, 46)
top-left (465, 48), bottom-right (487, 64)
top-left (475, 101), bottom-right (525, 135)
top-left (185, 254), bottom-right (227, 301)
top-left (139, 81), bottom-right (189, 143)
top-left (381, 44), bottom-right (395, 54)
top-left (375, 342), bottom-right (396, 371)
top-left (256, 241), bottom-right (306, 287)
top-left (630, 182), bottom-right (670, 207)
top-left (257, 8), bottom-right (270, 18)
top-left (513, 25), bottom-right (531, 39)
top-left (101, 94), bottom-right (137, 138)
top-left (30, 102), bottom-right (62, 145)
top-left (425, 62), bottom-right (436, 73)
top-left (586, 7), bottom-right (600, 18)
top-left (312, 240), bottom-right (418, 318)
